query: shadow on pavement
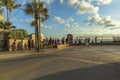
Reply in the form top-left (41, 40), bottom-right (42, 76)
top-left (32, 62), bottom-right (120, 80)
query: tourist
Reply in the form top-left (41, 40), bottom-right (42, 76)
top-left (79, 38), bottom-right (81, 45)
top-left (66, 37), bottom-right (68, 44)
top-left (57, 38), bottom-right (60, 44)
top-left (21, 39), bottom-right (25, 53)
top-left (28, 38), bottom-right (32, 50)
top-left (13, 39), bottom-right (17, 52)
top-left (95, 37), bottom-right (97, 43)
top-left (45, 38), bottom-right (49, 48)
top-left (42, 39), bottom-right (46, 49)
top-left (85, 38), bottom-right (88, 45)
top-left (88, 38), bottom-right (90, 45)
top-left (62, 37), bottom-right (65, 44)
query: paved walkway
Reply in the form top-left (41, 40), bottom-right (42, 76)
top-left (0, 44), bottom-right (71, 61)
top-left (0, 48), bottom-right (57, 61)
top-left (1, 45), bottom-right (120, 80)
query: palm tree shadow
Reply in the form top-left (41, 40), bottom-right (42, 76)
top-left (32, 62), bottom-right (120, 80)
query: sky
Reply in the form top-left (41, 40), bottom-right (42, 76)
top-left (2, 0), bottom-right (120, 38)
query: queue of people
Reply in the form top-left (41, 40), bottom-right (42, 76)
top-left (11, 36), bottom-right (98, 52)
top-left (11, 37), bottom-right (70, 52)
top-left (12, 39), bottom-right (27, 53)
top-left (41, 38), bottom-right (60, 49)
top-left (73, 37), bottom-right (98, 45)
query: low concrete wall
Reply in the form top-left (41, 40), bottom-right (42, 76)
top-left (57, 44), bottom-right (69, 49)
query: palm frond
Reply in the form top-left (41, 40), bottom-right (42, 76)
top-left (30, 20), bottom-right (36, 27)
top-left (25, 2), bottom-right (35, 15)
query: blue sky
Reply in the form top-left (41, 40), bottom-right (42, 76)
top-left (2, 0), bottom-right (120, 38)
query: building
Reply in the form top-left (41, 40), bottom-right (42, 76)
top-left (0, 10), bottom-right (4, 48)
top-left (30, 33), bottom-right (45, 42)
top-left (0, 10), bottom-right (4, 22)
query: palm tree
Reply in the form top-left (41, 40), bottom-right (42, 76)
top-left (0, 6), bottom-right (3, 14)
top-left (0, 7), bottom-right (3, 28)
top-left (0, 0), bottom-right (8, 22)
top-left (0, 6), bottom-right (4, 28)
top-left (3, 21), bottom-right (17, 39)
top-left (30, 20), bottom-right (37, 48)
top-left (0, 22), bottom-right (4, 29)
top-left (25, 0), bottom-right (49, 51)
top-left (7, 0), bottom-right (21, 22)
top-left (0, 0), bottom-right (20, 41)
top-left (0, 0), bottom-right (20, 22)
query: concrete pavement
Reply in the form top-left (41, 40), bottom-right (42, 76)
top-left (1, 45), bottom-right (120, 80)
top-left (0, 49), bottom-right (56, 61)
top-left (0, 44), bottom-right (71, 61)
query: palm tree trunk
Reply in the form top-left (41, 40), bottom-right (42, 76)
top-left (35, 14), bottom-right (40, 52)
top-left (7, 8), bottom-right (9, 22)
top-left (35, 26), bottom-right (38, 49)
top-left (37, 18), bottom-right (40, 52)
top-left (39, 18), bottom-right (42, 50)
top-left (35, 0), bottom-right (40, 52)
top-left (8, 10), bottom-right (12, 22)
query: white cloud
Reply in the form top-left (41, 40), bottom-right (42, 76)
top-left (88, 14), bottom-right (120, 28)
top-left (66, 17), bottom-right (74, 23)
top-left (64, 22), bottom-right (80, 33)
top-left (20, 19), bottom-right (24, 23)
top-left (54, 16), bottom-right (74, 25)
top-left (19, 18), bottom-right (33, 23)
top-left (98, 16), bottom-right (120, 27)
top-left (60, 0), bottom-right (64, 3)
top-left (76, 1), bottom-right (99, 14)
top-left (65, 22), bottom-right (79, 28)
top-left (40, 0), bottom-right (54, 4)
top-left (22, 0), bottom-right (27, 5)
top-left (43, 25), bottom-right (52, 29)
top-left (54, 16), bottom-right (80, 33)
top-left (61, 0), bottom-right (99, 14)
top-left (97, 0), bottom-right (112, 5)
top-left (67, 0), bottom-right (78, 5)
top-left (88, 13), bottom-right (101, 24)
top-left (64, 28), bottom-right (69, 32)
top-left (60, 0), bottom-right (112, 15)
top-left (72, 22), bottom-right (79, 28)
top-left (41, 23), bottom-right (52, 29)
top-left (88, 0), bottom-right (93, 3)
top-left (65, 23), bottom-right (71, 27)
top-left (54, 16), bottom-right (65, 24)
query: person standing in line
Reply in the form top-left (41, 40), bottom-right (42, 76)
top-left (66, 37), bottom-right (68, 44)
top-left (46, 38), bottom-right (49, 48)
top-left (79, 38), bottom-right (81, 45)
top-left (95, 37), bottom-right (97, 43)
top-left (62, 37), bottom-right (65, 44)
top-left (55, 39), bottom-right (57, 45)
top-left (49, 37), bottom-right (52, 48)
top-left (88, 38), bottom-right (90, 45)
top-left (28, 38), bottom-right (31, 50)
top-left (21, 39), bottom-right (25, 53)
top-left (57, 38), bottom-right (59, 44)
top-left (13, 39), bottom-right (17, 52)
top-left (42, 39), bottom-right (46, 49)
top-left (52, 38), bottom-right (54, 48)
top-left (85, 38), bottom-right (88, 45)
